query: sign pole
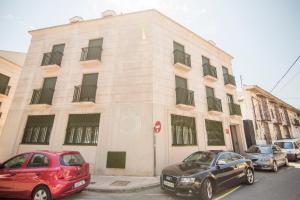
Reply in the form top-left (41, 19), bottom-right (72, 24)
top-left (153, 130), bottom-right (156, 177)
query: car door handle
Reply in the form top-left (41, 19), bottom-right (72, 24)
top-left (35, 172), bottom-right (41, 176)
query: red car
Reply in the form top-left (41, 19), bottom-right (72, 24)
top-left (0, 150), bottom-right (90, 200)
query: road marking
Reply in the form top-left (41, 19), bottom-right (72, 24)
top-left (215, 185), bottom-right (241, 200)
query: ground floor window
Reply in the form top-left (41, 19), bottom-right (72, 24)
top-left (21, 115), bottom-right (55, 144)
top-left (171, 114), bottom-right (197, 145)
top-left (205, 119), bottom-right (225, 146)
top-left (64, 113), bottom-right (100, 145)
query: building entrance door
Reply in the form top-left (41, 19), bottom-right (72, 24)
top-left (230, 125), bottom-right (240, 153)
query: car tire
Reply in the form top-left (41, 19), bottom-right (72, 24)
top-left (199, 179), bottom-right (213, 200)
top-left (294, 154), bottom-right (298, 162)
top-left (32, 185), bottom-right (52, 200)
top-left (244, 168), bottom-right (254, 185)
top-left (272, 161), bottom-right (278, 172)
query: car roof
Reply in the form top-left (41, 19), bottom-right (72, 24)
top-left (274, 139), bottom-right (299, 142)
top-left (23, 150), bottom-right (80, 156)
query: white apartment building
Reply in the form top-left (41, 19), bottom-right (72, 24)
top-left (0, 10), bottom-right (245, 176)
top-left (0, 50), bottom-right (25, 136)
top-left (239, 85), bottom-right (300, 147)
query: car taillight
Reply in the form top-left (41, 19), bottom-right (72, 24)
top-left (57, 168), bottom-right (65, 179)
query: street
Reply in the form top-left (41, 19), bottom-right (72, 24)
top-left (61, 161), bottom-right (300, 200)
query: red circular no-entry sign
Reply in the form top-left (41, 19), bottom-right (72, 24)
top-left (154, 121), bottom-right (161, 133)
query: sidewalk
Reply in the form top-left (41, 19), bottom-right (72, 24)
top-left (86, 175), bottom-right (160, 193)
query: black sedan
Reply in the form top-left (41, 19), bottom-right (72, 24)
top-left (242, 144), bottom-right (288, 172)
top-left (161, 151), bottom-right (254, 200)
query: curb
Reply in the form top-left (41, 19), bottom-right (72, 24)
top-left (86, 182), bottom-right (160, 193)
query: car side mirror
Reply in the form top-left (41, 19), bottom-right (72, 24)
top-left (217, 160), bottom-right (226, 166)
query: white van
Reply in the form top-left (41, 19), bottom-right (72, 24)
top-left (274, 139), bottom-right (300, 161)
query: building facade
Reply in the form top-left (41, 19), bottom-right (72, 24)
top-left (239, 85), bottom-right (300, 147)
top-left (0, 10), bottom-right (245, 176)
top-left (0, 50), bottom-right (25, 136)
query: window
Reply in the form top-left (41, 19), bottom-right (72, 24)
top-left (27, 154), bottom-right (49, 168)
top-left (230, 152), bottom-right (243, 161)
top-left (0, 73), bottom-right (10, 95)
top-left (21, 115), bottom-right (55, 144)
top-left (173, 41), bottom-right (185, 52)
top-left (222, 66), bottom-right (229, 74)
top-left (171, 114), bottom-right (197, 145)
top-left (218, 153), bottom-right (232, 164)
top-left (60, 153), bottom-right (85, 166)
top-left (3, 154), bottom-right (28, 169)
top-left (73, 73), bottom-right (98, 102)
top-left (205, 119), bottom-right (225, 146)
top-left (64, 113), bottom-right (100, 145)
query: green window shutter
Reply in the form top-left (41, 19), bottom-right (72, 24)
top-left (206, 86), bottom-right (214, 97)
top-left (175, 76), bottom-right (187, 89)
top-left (202, 56), bottom-right (209, 65)
top-left (82, 73), bottom-right (98, 86)
top-left (222, 66), bottom-right (229, 74)
top-left (89, 38), bottom-right (103, 47)
top-left (205, 119), bottom-right (225, 146)
top-left (52, 44), bottom-right (65, 53)
top-left (173, 41), bottom-right (184, 52)
top-left (0, 73), bottom-right (10, 94)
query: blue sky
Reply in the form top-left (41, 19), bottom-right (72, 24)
top-left (1, 0), bottom-right (300, 107)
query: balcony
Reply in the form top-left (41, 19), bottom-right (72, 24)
top-left (207, 96), bottom-right (223, 114)
top-left (0, 85), bottom-right (10, 98)
top-left (203, 63), bottom-right (217, 81)
top-left (229, 103), bottom-right (242, 116)
top-left (293, 119), bottom-right (300, 127)
top-left (173, 49), bottom-right (191, 71)
top-left (80, 46), bottom-right (102, 66)
top-left (175, 87), bottom-right (195, 109)
top-left (41, 51), bottom-right (63, 72)
top-left (72, 85), bottom-right (97, 104)
top-left (223, 73), bottom-right (236, 88)
top-left (30, 88), bottom-right (54, 106)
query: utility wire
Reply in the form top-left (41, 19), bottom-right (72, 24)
top-left (275, 67), bottom-right (300, 93)
top-left (270, 55), bottom-right (300, 93)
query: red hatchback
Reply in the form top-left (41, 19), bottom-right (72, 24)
top-left (0, 151), bottom-right (91, 200)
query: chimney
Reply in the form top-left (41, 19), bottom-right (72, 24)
top-left (69, 16), bottom-right (83, 23)
top-left (102, 10), bottom-right (116, 18)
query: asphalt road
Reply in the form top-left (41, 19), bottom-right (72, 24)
top-left (62, 161), bottom-right (300, 200)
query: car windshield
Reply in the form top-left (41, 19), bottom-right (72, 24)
top-left (274, 142), bottom-right (294, 149)
top-left (60, 153), bottom-right (85, 166)
top-left (184, 152), bottom-right (216, 165)
top-left (247, 146), bottom-right (272, 154)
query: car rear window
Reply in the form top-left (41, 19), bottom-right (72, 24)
top-left (274, 142), bottom-right (294, 149)
top-left (60, 153), bottom-right (85, 166)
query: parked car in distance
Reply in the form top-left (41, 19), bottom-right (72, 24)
top-left (161, 151), bottom-right (254, 200)
top-left (0, 150), bottom-right (90, 200)
top-left (274, 139), bottom-right (300, 161)
top-left (242, 144), bottom-right (288, 172)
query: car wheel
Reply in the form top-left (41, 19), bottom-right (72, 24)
top-left (294, 154), bottom-right (298, 162)
top-left (245, 168), bottom-right (254, 185)
top-left (32, 185), bottom-right (52, 200)
top-left (272, 161), bottom-right (278, 172)
top-left (199, 179), bottom-right (213, 200)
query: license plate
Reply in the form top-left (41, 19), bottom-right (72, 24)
top-left (74, 180), bottom-right (85, 188)
top-left (163, 180), bottom-right (174, 188)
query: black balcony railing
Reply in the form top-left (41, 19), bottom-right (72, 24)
top-left (223, 73), bottom-right (236, 86)
top-left (175, 87), bottom-right (195, 106)
top-left (293, 119), bottom-right (300, 126)
top-left (0, 85), bottom-right (10, 96)
top-left (73, 85), bottom-right (97, 103)
top-left (80, 46), bottom-right (102, 61)
top-left (207, 96), bottom-right (223, 112)
top-left (30, 88), bottom-right (54, 105)
top-left (41, 51), bottom-right (63, 66)
top-left (173, 49), bottom-right (191, 67)
top-left (203, 63), bottom-right (217, 78)
top-left (229, 103), bottom-right (242, 116)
